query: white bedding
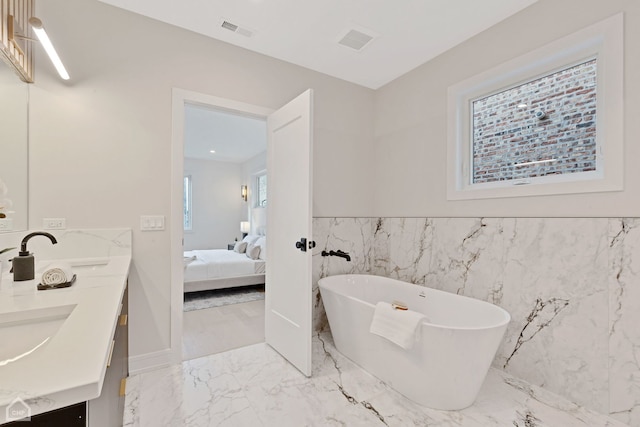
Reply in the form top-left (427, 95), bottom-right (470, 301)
top-left (183, 249), bottom-right (266, 283)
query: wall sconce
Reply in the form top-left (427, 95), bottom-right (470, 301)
top-left (240, 221), bottom-right (250, 238)
top-left (241, 185), bottom-right (248, 202)
top-left (28, 17), bottom-right (70, 80)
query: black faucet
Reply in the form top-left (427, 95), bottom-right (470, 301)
top-left (321, 249), bottom-right (351, 262)
top-left (13, 232), bottom-right (58, 281)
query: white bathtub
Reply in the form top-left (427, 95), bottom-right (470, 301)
top-left (318, 274), bottom-right (510, 410)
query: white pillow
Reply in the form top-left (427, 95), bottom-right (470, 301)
top-left (233, 241), bottom-right (247, 253)
top-left (242, 234), bottom-right (260, 244)
top-left (246, 243), bottom-right (261, 260)
top-left (254, 237), bottom-right (267, 260)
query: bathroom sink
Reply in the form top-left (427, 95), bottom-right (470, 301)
top-left (69, 257), bottom-right (129, 277)
top-left (68, 258), bottom-right (110, 271)
top-left (36, 256), bottom-right (129, 279)
top-left (35, 258), bottom-right (110, 276)
top-left (0, 304), bottom-right (76, 366)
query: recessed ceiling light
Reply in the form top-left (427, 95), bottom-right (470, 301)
top-left (209, 150), bottom-right (216, 154)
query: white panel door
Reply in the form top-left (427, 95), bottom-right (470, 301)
top-left (265, 89), bottom-right (313, 376)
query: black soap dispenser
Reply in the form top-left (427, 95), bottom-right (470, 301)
top-left (13, 231), bottom-right (58, 281)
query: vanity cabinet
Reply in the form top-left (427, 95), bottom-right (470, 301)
top-left (88, 282), bottom-right (129, 426)
top-left (4, 402), bottom-right (87, 426)
top-left (5, 283), bottom-right (129, 427)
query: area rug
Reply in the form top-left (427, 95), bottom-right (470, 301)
top-left (183, 285), bottom-right (265, 312)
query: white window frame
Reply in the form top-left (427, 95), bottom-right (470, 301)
top-left (183, 175), bottom-right (192, 231)
top-left (447, 13), bottom-right (623, 200)
top-left (255, 171), bottom-right (267, 208)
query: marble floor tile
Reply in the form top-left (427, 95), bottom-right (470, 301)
top-left (126, 332), bottom-right (627, 427)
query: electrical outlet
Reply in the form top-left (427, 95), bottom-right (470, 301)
top-left (43, 218), bottom-right (66, 230)
top-left (0, 218), bottom-right (13, 231)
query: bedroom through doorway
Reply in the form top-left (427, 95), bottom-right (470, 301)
top-left (181, 102), bottom-right (268, 361)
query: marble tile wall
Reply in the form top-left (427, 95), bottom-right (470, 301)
top-left (312, 218), bottom-right (373, 331)
top-left (608, 219), bottom-right (640, 426)
top-left (312, 217), bottom-right (640, 426)
top-left (0, 228), bottom-right (132, 260)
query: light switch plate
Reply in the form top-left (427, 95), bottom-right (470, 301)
top-left (43, 218), bottom-right (66, 229)
top-left (140, 215), bottom-right (165, 231)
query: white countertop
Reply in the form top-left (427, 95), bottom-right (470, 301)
top-left (0, 255), bottom-right (131, 423)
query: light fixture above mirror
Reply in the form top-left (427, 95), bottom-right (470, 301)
top-left (28, 17), bottom-right (69, 80)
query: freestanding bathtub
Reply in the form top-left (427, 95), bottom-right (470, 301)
top-left (318, 274), bottom-right (510, 410)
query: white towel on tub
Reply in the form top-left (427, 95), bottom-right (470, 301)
top-left (369, 302), bottom-right (425, 350)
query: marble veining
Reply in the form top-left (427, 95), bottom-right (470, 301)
top-left (608, 218), bottom-right (640, 425)
top-left (312, 218), bottom-right (373, 331)
top-left (316, 332), bottom-right (388, 425)
top-left (312, 217), bottom-right (640, 426)
top-left (124, 333), bottom-right (627, 426)
top-left (503, 297), bottom-right (570, 369)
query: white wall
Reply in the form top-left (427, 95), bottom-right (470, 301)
top-left (183, 158), bottom-right (243, 250)
top-left (30, 0), bottom-right (374, 363)
top-left (373, 0), bottom-right (640, 217)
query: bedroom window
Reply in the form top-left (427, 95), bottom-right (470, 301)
top-left (183, 175), bottom-right (192, 230)
top-left (446, 14), bottom-right (623, 200)
top-left (256, 173), bottom-right (267, 208)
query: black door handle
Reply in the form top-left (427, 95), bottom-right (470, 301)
top-left (295, 238), bottom-right (307, 252)
top-left (295, 238), bottom-right (316, 252)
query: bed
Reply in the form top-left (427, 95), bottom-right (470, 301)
top-left (183, 235), bottom-right (266, 293)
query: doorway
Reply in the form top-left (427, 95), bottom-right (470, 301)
top-left (181, 103), bottom-right (267, 361)
top-left (170, 89), bottom-right (314, 375)
top-left (170, 90), bottom-right (274, 364)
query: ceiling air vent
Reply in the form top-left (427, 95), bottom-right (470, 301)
top-left (221, 21), bottom-right (238, 32)
top-left (338, 29), bottom-right (375, 51)
top-left (221, 19), bottom-right (254, 38)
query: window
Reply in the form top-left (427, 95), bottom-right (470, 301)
top-left (183, 175), bottom-right (192, 230)
top-left (447, 14), bottom-right (623, 200)
top-left (256, 173), bottom-right (267, 207)
top-left (472, 59), bottom-right (597, 185)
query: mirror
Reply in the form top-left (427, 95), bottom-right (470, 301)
top-left (0, 60), bottom-right (28, 232)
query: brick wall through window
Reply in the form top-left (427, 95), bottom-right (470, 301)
top-left (472, 59), bottom-right (597, 184)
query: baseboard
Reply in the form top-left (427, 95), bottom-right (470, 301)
top-left (128, 348), bottom-right (176, 375)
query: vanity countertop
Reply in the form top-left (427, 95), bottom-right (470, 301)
top-left (0, 255), bottom-right (131, 423)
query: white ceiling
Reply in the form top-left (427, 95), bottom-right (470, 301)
top-left (183, 104), bottom-right (266, 163)
top-left (98, 0), bottom-right (538, 90)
